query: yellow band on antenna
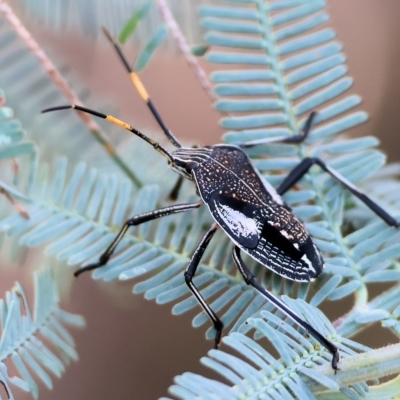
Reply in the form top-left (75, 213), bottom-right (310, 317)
top-left (106, 115), bottom-right (131, 131)
top-left (130, 72), bottom-right (149, 102)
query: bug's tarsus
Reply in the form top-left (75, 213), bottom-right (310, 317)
top-left (74, 202), bottom-right (202, 277)
top-left (184, 223), bottom-right (224, 348)
top-left (232, 246), bottom-right (339, 370)
top-left (280, 111), bottom-right (317, 144)
top-left (74, 261), bottom-right (105, 277)
top-left (241, 111), bottom-right (317, 148)
top-left (102, 26), bottom-right (182, 148)
top-left (332, 351), bottom-right (340, 373)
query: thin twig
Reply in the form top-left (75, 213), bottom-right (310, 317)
top-left (0, 188), bottom-right (29, 219)
top-left (0, 0), bottom-right (141, 187)
top-left (156, 0), bottom-right (216, 103)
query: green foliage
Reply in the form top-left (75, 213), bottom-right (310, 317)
top-left (0, 0), bottom-right (399, 399)
top-left (135, 24), bottom-right (168, 71)
top-left (118, 1), bottom-right (153, 44)
top-left (117, 0), bottom-right (169, 71)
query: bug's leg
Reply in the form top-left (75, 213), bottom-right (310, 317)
top-left (75, 201), bottom-right (202, 277)
top-left (168, 176), bottom-right (184, 201)
top-left (277, 157), bottom-right (399, 227)
top-left (241, 112), bottom-right (316, 147)
top-left (101, 27), bottom-right (182, 148)
top-left (232, 246), bottom-right (340, 370)
top-left (184, 223), bottom-right (224, 349)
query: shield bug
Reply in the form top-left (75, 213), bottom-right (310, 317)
top-left (41, 31), bottom-right (399, 371)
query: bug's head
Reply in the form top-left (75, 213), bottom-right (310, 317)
top-left (169, 146), bottom-right (212, 179)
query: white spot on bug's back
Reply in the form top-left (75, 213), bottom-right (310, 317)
top-left (215, 202), bottom-right (258, 239)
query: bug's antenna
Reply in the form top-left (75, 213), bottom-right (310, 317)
top-left (41, 105), bottom-right (174, 163)
top-left (102, 26), bottom-right (183, 149)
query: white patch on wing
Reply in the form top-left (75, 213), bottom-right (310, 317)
top-left (301, 253), bottom-right (316, 273)
top-left (215, 203), bottom-right (258, 239)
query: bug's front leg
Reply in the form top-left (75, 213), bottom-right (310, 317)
top-left (232, 246), bottom-right (340, 371)
top-left (184, 223), bottom-right (224, 348)
top-left (75, 201), bottom-right (202, 277)
top-left (168, 176), bottom-right (184, 201)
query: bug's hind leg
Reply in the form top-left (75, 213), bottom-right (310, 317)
top-left (75, 201), bottom-right (201, 277)
top-left (276, 157), bottom-right (399, 227)
top-left (232, 246), bottom-right (340, 370)
top-left (184, 223), bottom-right (224, 348)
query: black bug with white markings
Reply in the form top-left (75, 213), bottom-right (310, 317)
top-left (42, 29), bottom-right (399, 371)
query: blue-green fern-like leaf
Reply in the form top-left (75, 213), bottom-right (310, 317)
top-left (0, 88), bottom-right (37, 194)
top-left (0, 270), bottom-right (85, 400)
top-left (1, 1), bottom-right (400, 398)
top-left (165, 299), bottom-right (388, 400)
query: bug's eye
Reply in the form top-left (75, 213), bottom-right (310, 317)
top-left (185, 161), bottom-right (199, 174)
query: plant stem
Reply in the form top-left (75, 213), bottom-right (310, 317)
top-left (156, 0), bottom-right (216, 103)
top-left (304, 343), bottom-right (400, 393)
top-left (316, 374), bottom-right (400, 399)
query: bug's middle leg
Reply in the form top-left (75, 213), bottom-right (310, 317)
top-left (184, 223), bottom-right (224, 348)
top-left (232, 246), bottom-right (340, 370)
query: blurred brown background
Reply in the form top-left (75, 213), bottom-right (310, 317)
top-left (2, 1), bottom-right (400, 399)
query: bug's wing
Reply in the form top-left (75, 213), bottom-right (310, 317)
top-left (207, 191), bottom-right (260, 249)
top-left (246, 205), bottom-right (324, 282)
top-left (208, 192), bottom-right (323, 282)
